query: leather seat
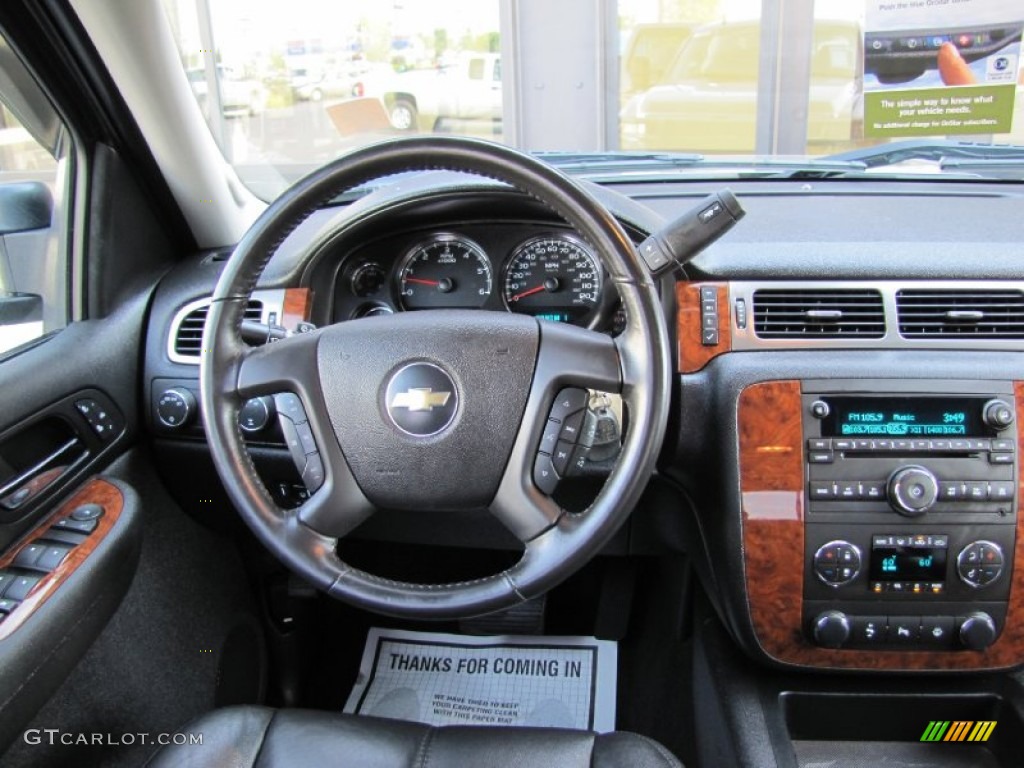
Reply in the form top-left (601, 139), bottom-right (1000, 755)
top-left (147, 706), bottom-right (681, 767)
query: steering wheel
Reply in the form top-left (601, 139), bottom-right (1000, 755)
top-left (201, 136), bottom-right (671, 619)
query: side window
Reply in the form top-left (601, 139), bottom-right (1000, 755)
top-left (0, 36), bottom-right (69, 356)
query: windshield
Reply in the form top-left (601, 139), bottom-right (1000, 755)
top-left (161, 0), bottom-right (1024, 199)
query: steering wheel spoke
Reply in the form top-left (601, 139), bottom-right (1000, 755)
top-left (489, 322), bottom-right (623, 542)
top-left (231, 327), bottom-right (376, 538)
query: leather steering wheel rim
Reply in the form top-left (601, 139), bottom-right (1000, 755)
top-left (201, 136), bottom-right (671, 619)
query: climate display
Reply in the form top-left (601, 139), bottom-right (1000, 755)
top-left (869, 545), bottom-right (947, 582)
top-left (822, 397), bottom-right (988, 437)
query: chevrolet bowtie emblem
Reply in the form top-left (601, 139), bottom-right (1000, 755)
top-left (390, 388), bottom-right (452, 412)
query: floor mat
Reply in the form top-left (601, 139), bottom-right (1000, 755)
top-left (344, 628), bottom-right (617, 731)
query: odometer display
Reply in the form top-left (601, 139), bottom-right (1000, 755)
top-left (398, 235), bottom-right (492, 310)
top-left (503, 236), bottom-right (602, 324)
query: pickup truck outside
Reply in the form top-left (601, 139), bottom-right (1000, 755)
top-left (372, 53), bottom-right (502, 133)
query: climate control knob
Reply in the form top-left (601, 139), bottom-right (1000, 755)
top-left (812, 610), bottom-right (850, 649)
top-left (156, 387), bottom-right (196, 429)
top-left (887, 465), bottom-right (938, 516)
top-left (959, 612), bottom-right (997, 651)
top-left (983, 399), bottom-right (1015, 431)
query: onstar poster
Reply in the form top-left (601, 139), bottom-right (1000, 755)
top-left (864, 0), bottom-right (1023, 137)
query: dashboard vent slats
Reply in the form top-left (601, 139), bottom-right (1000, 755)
top-left (897, 290), bottom-right (1024, 339)
top-left (173, 300), bottom-right (263, 357)
top-left (753, 289), bottom-right (885, 339)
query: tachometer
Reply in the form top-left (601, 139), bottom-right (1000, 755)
top-left (503, 235), bottom-right (602, 324)
top-left (398, 235), bottom-right (492, 310)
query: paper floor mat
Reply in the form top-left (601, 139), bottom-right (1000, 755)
top-left (343, 627), bottom-right (617, 732)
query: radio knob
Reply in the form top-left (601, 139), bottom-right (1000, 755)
top-left (959, 612), bottom-right (997, 651)
top-left (812, 610), bottom-right (850, 649)
top-left (983, 399), bottom-right (1015, 431)
top-left (887, 465), bottom-right (938, 516)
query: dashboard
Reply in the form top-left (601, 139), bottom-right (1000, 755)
top-left (143, 171), bottom-right (1024, 676)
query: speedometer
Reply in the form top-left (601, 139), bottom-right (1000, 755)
top-left (502, 235), bottom-right (602, 324)
top-left (398, 235), bottom-right (492, 310)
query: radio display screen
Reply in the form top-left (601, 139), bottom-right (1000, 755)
top-left (821, 396), bottom-right (989, 437)
top-left (870, 545), bottom-right (947, 582)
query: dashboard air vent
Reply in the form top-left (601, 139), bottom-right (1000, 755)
top-left (897, 289), bottom-right (1024, 339)
top-left (753, 289), bottom-right (885, 339)
top-left (173, 300), bottom-right (263, 358)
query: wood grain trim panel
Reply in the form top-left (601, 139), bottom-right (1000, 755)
top-left (739, 380), bottom-right (1024, 671)
top-left (0, 478), bottom-right (122, 640)
top-left (676, 282), bottom-right (731, 373)
top-left (281, 288), bottom-right (312, 331)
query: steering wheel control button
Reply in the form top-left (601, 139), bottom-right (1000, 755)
top-left (887, 465), bottom-right (938, 516)
top-left (384, 363), bottom-right (458, 437)
top-left (301, 453), bottom-right (325, 492)
top-left (274, 393), bottom-right (307, 424)
top-left (552, 441), bottom-right (575, 476)
top-left (533, 454), bottom-right (560, 496)
top-left (70, 504), bottom-right (103, 522)
top-left (548, 388), bottom-right (588, 424)
top-left (958, 541), bottom-right (1004, 588)
top-left (538, 420), bottom-right (560, 454)
top-left (558, 410), bottom-right (586, 443)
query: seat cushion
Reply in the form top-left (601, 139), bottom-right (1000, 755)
top-left (145, 705), bottom-right (681, 768)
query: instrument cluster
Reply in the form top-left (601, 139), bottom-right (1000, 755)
top-left (327, 223), bottom-right (623, 333)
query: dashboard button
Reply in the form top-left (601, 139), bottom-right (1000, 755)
top-left (807, 439), bottom-right (831, 451)
top-left (964, 481), bottom-right (988, 500)
top-left (938, 481), bottom-right (963, 500)
top-left (989, 481), bottom-right (1014, 501)
top-left (991, 439), bottom-right (1015, 452)
top-left (989, 452), bottom-right (1014, 465)
top-left (809, 481), bottom-right (835, 500)
top-left (12, 543), bottom-right (47, 570)
top-left (832, 439), bottom-right (853, 451)
top-left (888, 616), bottom-right (920, 643)
top-left (4, 575), bottom-right (41, 601)
top-left (921, 616), bottom-right (955, 646)
top-left (836, 482), bottom-right (859, 499)
top-left (70, 504), bottom-right (104, 522)
top-left (808, 451), bottom-right (834, 464)
top-left (53, 517), bottom-right (97, 534)
top-left (36, 545), bottom-right (73, 571)
top-left (862, 482), bottom-right (885, 500)
top-left (850, 616), bottom-right (886, 645)
top-left (0, 598), bottom-right (18, 614)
